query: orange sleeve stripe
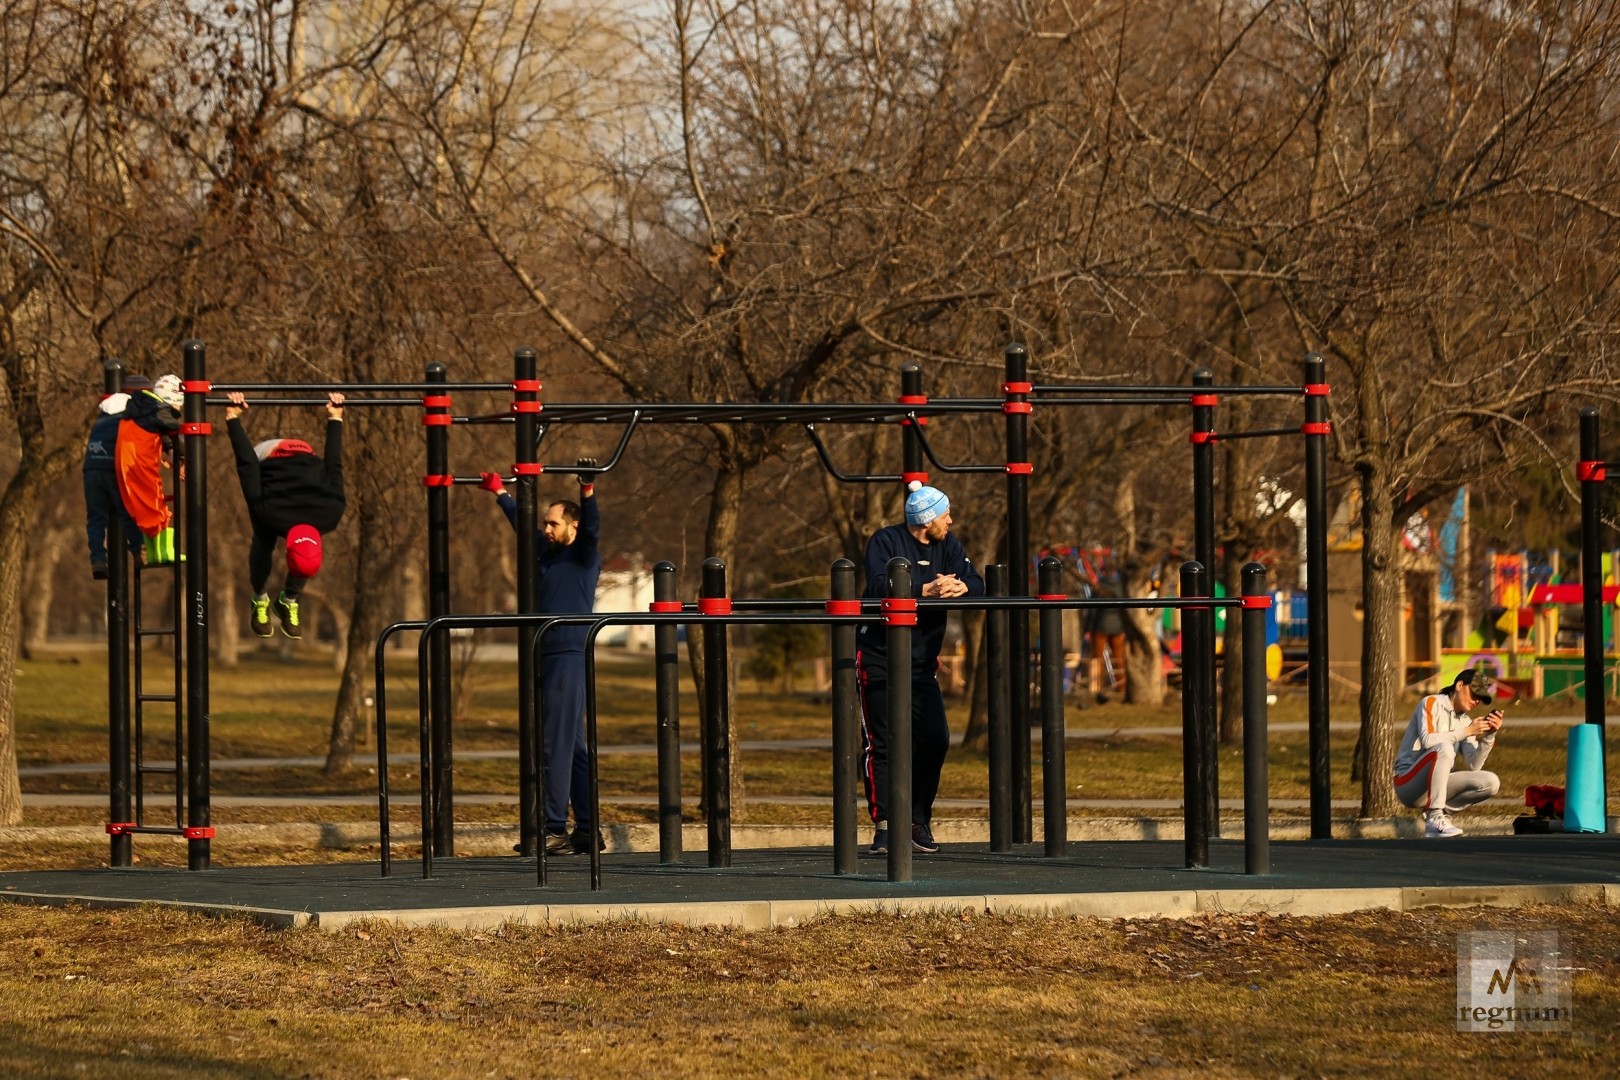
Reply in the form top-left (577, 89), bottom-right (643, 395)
top-left (1423, 696), bottom-right (1438, 734)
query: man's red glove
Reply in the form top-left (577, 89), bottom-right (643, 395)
top-left (479, 471), bottom-right (505, 493)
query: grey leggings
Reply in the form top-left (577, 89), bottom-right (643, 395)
top-left (1394, 742), bottom-right (1500, 812)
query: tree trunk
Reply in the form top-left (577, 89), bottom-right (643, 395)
top-left (325, 497), bottom-right (403, 776)
top-left (0, 449), bottom-right (77, 825)
top-left (1121, 603), bottom-right (1165, 705)
top-left (212, 539), bottom-right (241, 668)
top-left (1357, 467), bottom-right (1403, 817)
top-left (21, 523), bottom-right (73, 659)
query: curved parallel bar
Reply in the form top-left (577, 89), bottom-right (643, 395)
top-left (1242, 563), bottom-right (1271, 875)
top-left (805, 421), bottom-right (902, 483)
top-left (884, 558), bottom-right (914, 884)
top-left (372, 619), bottom-right (429, 876)
top-left (1038, 558), bottom-right (1066, 857)
top-left (212, 381), bottom-right (511, 393)
top-left (203, 397), bottom-right (422, 407)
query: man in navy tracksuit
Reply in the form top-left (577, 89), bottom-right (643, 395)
top-left (83, 374), bottom-right (151, 579)
top-left (482, 460), bottom-right (601, 856)
top-left (857, 481), bottom-right (983, 855)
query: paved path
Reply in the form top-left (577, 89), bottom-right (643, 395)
top-left (20, 714), bottom-right (1609, 777)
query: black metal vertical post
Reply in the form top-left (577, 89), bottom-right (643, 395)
top-left (104, 361), bottom-right (133, 868)
top-left (1242, 563), bottom-right (1270, 875)
top-left (900, 363), bottom-right (927, 486)
top-left (1191, 368), bottom-right (1219, 838)
top-left (1303, 354), bottom-right (1332, 840)
top-left (1004, 343), bottom-right (1033, 843)
top-left (1038, 556), bottom-right (1066, 857)
top-left (830, 559), bottom-right (860, 875)
top-left (513, 347), bottom-right (540, 855)
top-left (986, 564), bottom-right (1012, 852)
top-left (425, 362), bottom-right (454, 857)
top-left (885, 558), bottom-right (914, 883)
top-left (653, 561), bottom-right (683, 863)
top-left (181, 340), bottom-right (211, 871)
top-left (701, 558), bottom-right (731, 867)
top-left (1181, 561), bottom-right (1211, 869)
top-left (1580, 410), bottom-right (1608, 773)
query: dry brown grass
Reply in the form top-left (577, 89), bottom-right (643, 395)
top-left (0, 900), bottom-right (1614, 1077)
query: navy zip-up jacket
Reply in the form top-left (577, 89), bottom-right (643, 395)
top-left (84, 410), bottom-right (124, 473)
top-left (856, 523), bottom-right (983, 672)
top-left (499, 491), bottom-right (600, 654)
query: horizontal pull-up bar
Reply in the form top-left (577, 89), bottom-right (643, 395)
top-left (209, 381), bottom-right (512, 393)
top-left (1029, 383), bottom-right (1304, 397)
top-left (204, 397), bottom-right (421, 407)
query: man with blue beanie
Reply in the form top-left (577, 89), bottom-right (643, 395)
top-left (857, 480), bottom-right (983, 854)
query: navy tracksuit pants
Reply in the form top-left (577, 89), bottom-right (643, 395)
top-left (856, 650), bottom-right (950, 827)
top-left (541, 651), bottom-right (593, 834)
top-left (84, 468), bottom-right (142, 566)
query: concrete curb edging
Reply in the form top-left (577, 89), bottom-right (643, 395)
top-left (295, 881), bottom-right (1616, 933)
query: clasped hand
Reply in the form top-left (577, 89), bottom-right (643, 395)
top-left (923, 574), bottom-right (968, 599)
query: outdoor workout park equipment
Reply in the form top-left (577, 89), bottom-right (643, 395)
top-left (97, 339), bottom-right (1335, 877)
top-left (373, 554), bottom-right (1273, 889)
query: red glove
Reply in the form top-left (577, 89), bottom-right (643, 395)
top-left (479, 471), bottom-right (505, 493)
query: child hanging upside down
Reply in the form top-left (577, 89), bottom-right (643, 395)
top-left (224, 391), bottom-right (346, 639)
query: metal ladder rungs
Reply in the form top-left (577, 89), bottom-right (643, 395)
top-left (137, 693), bottom-right (178, 704)
top-left (137, 764), bottom-right (179, 775)
top-left (137, 627), bottom-right (176, 637)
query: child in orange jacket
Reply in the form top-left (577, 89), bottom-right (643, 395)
top-left (114, 374), bottom-right (184, 564)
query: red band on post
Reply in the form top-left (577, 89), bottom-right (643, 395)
top-left (512, 463), bottom-right (542, 476)
top-left (897, 395), bottom-right (928, 405)
top-left (1304, 383), bottom-right (1331, 396)
top-left (901, 471), bottom-right (930, 485)
top-left (181, 422), bottom-right (212, 436)
top-left (512, 379), bottom-right (541, 392)
top-left (1301, 422), bottom-right (1332, 435)
top-left (1579, 460), bottom-right (1607, 482)
top-left (422, 475), bottom-right (454, 487)
top-left (105, 822), bottom-right (137, 835)
top-left (182, 380), bottom-right (211, 393)
top-left (1190, 394), bottom-right (1218, 407)
top-left (825, 599), bottom-right (862, 616)
top-left (1038, 593), bottom-right (1067, 602)
top-left (422, 414), bottom-right (453, 426)
top-left (182, 826), bottom-right (216, 840)
top-left (1003, 381), bottom-right (1033, 395)
top-left (882, 597), bottom-right (918, 626)
top-left (1242, 595), bottom-right (1272, 609)
top-left (698, 597), bottom-right (732, 616)
top-left (1189, 431), bottom-right (1218, 444)
top-left (1003, 402), bottom-right (1032, 415)
top-left (899, 416), bottom-right (929, 427)
top-left (648, 601), bottom-right (683, 613)
top-left (1005, 462), bottom-right (1033, 475)
top-left (421, 395), bottom-right (452, 408)
top-left (511, 401), bottom-right (542, 413)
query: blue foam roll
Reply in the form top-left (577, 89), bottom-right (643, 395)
top-left (1564, 723), bottom-right (1608, 833)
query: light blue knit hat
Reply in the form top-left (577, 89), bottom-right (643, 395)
top-left (905, 480), bottom-right (949, 526)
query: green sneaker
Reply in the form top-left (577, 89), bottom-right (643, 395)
top-left (250, 595), bottom-right (272, 638)
top-left (273, 592), bottom-right (302, 640)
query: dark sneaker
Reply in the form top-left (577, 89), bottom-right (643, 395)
top-left (91, 561), bottom-right (109, 581)
top-left (869, 825), bottom-right (889, 855)
top-left (274, 592), bottom-right (302, 639)
top-left (543, 831), bottom-right (574, 855)
top-left (251, 595), bottom-right (273, 638)
top-left (570, 828), bottom-right (605, 854)
top-left (911, 822), bottom-right (939, 854)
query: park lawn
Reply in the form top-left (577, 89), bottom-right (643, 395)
top-left (0, 901), bottom-right (1614, 1078)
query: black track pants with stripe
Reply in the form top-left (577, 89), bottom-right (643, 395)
top-left (857, 650), bottom-right (950, 827)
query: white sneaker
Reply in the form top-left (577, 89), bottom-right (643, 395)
top-left (1425, 811), bottom-right (1463, 838)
